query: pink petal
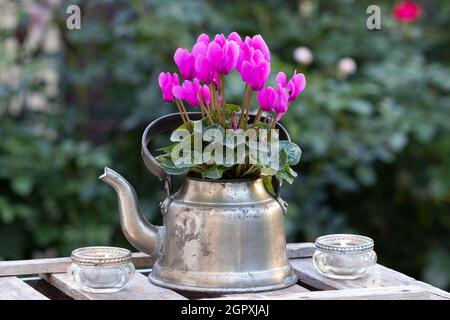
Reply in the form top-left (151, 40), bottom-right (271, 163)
top-left (172, 85), bottom-right (184, 100)
top-left (158, 72), bottom-right (168, 88)
top-left (197, 33), bottom-right (210, 45)
top-left (195, 54), bottom-right (213, 83)
top-left (207, 41), bottom-right (223, 72)
top-left (240, 60), bottom-right (253, 83)
top-left (174, 48), bottom-right (195, 80)
top-left (222, 40), bottom-right (239, 74)
top-left (250, 35), bottom-right (270, 62)
top-left (192, 42), bottom-right (208, 59)
top-left (228, 32), bottom-right (243, 46)
top-left (276, 72), bottom-right (287, 87)
top-left (172, 73), bottom-right (180, 86)
top-left (213, 34), bottom-right (227, 47)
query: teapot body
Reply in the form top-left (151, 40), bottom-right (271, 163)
top-left (149, 177), bottom-right (297, 292)
top-left (101, 113), bottom-right (297, 293)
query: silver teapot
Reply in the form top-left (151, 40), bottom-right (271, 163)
top-left (100, 113), bottom-right (297, 293)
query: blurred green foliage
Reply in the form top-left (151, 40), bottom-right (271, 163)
top-left (0, 0), bottom-right (449, 289)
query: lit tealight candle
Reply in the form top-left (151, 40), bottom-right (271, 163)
top-left (313, 234), bottom-right (377, 280)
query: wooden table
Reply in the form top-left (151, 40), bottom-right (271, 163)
top-left (0, 243), bottom-right (449, 300)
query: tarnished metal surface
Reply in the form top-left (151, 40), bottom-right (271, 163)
top-left (99, 168), bottom-right (164, 257)
top-left (99, 114), bottom-right (297, 292)
top-left (100, 169), bottom-right (297, 292)
top-left (150, 177), bottom-right (297, 292)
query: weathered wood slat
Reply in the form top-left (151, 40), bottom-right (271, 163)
top-left (197, 283), bottom-right (310, 300)
top-left (0, 252), bottom-right (155, 277)
top-left (0, 277), bottom-right (48, 300)
top-left (205, 285), bottom-right (429, 300)
top-left (40, 272), bottom-right (186, 300)
top-left (291, 258), bottom-right (450, 300)
top-left (287, 242), bottom-right (315, 258)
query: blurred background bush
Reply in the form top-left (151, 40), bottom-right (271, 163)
top-left (0, 0), bottom-right (449, 289)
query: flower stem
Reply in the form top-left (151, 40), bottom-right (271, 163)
top-left (198, 92), bottom-right (214, 125)
top-left (179, 100), bottom-right (190, 123)
top-left (175, 99), bottom-right (188, 125)
top-left (269, 113), bottom-right (278, 142)
top-left (229, 111), bottom-right (236, 129)
top-left (243, 89), bottom-right (253, 129)
top-left (238, 84), bottom-right (249, 127)
top-left (213, 82), bottom-right (225, 126)
top-left (270, 114), bottom-right (278, 130)
top-left (220, 74), bottom-right (226, 107)
top-left (252, 108), bottom-right (262, 127)
top-left (209, 83), bottom-right (216, 112)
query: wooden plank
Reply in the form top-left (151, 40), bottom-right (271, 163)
top-left (205, 285), bottom-right (429, 300)
top-left (41, 272), bottom-right (186, 300)
top-left (0, 277), bottom-right (48, 300)
top-left (287, 242), bottom-right (315, 258)
top-left (198, 283), bottom-right (310, 300)
top-left (291, 258), bottom-right (450, 300)
top-left (0, 252), bottom-right (155, 277)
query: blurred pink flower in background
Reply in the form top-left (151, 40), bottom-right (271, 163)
top-left (393, 0), bottom-right (422, 23)
top-left (293, 46), bottom-right (313, 66)
top-left (337, 57), bottom-right (357, 76)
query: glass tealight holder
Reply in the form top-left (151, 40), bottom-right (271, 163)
top-left (313, 234), bottom-right (377, 280)
top-left (69, 246), bottom-right (135, 293)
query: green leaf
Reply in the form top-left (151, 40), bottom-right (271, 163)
top-left (263, 176), bottom-right (275, 195)
top-left (156, 144), bottom-right (177, 153)
top-left (170, 126), bottom-right (191, 142)
top-left (223, 104), bottom-right (241, 115)
top-left (201, 165), bottom-right (226, 179)
top-left (276, 164), bottom-right (297, 184)
top-left (279, 141), bottom-right (302, 165)
top-left (156, 155), bottom-right (191, 175)
top-left (260, 166), bottom-right (277, 176)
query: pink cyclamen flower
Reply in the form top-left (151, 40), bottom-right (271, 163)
top-left (273, 86), bottom-right (290, 120)
top-left (196, 33), bottom-right (210, 45)
top-left (195, 54), bottom-right (215, 83)
top-left (207, 34), bottom-right (240, 75)
top-left (158, 72), bottom-right (180, 102)
top-left (174, 48), bottom-right (195, 80)
top-left (172, 79), bottom-right (202, 106)
top-left (240, 50), bottom-right (271, 91)
top-left (199, 84), bottom-right (211, 106)
top-left (276, 71), bottom-right (306, 102)
top-left (257, 87), bottom-right (276, 112)
top-left (235, 34), bottom-right (270, 73)
top-left (228, 32), bottom-right (243, 46)
top-left (191, 35), bottom-right (215, 83)
top-left (393, 0), bottom-right (422, 23)
top-left (244, 35), bottom-right (270, 62)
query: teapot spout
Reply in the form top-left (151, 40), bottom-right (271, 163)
top-left (99, 167), bottom-right (164, 257)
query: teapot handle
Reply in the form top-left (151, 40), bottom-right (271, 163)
top-left (141, 112), bottom-right (291, 213)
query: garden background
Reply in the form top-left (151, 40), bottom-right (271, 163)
top-left (0, 0), bottom-right (449, 290)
